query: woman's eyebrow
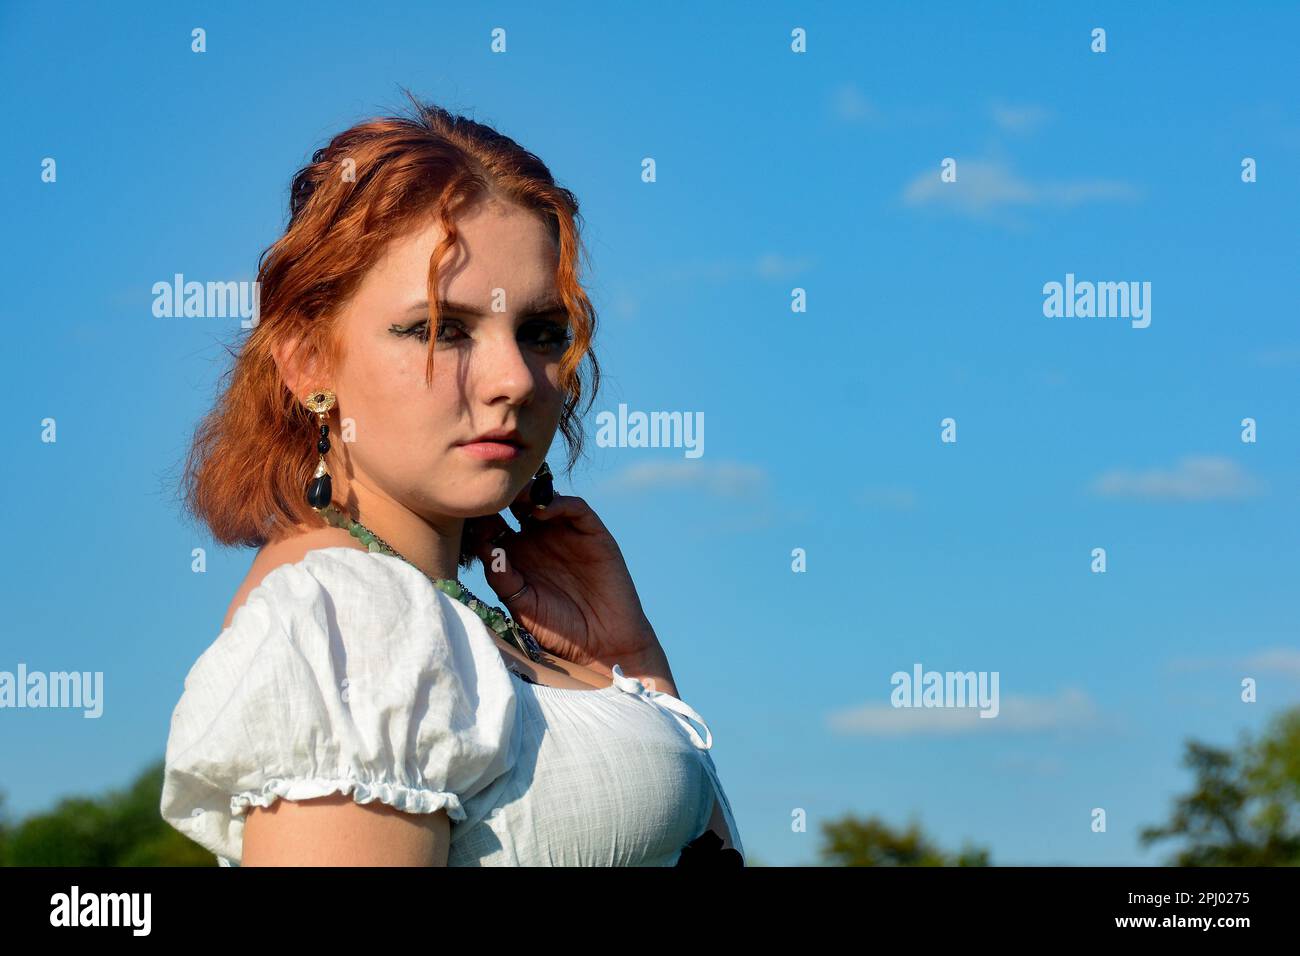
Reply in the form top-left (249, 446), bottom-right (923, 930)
top-left (403, 296), bottom-right (566, 317)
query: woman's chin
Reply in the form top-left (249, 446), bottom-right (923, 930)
top-left (439, 485), bottom-right (525, 518)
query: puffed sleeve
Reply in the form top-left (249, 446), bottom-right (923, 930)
top-left (160, 546), bottom-right (519, 866)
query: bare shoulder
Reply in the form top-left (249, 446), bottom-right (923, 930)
top-left (221, 524), bottom-right (364, 631)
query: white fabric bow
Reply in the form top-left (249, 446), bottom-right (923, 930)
top-left (610, 664), bottom-right (713, 750)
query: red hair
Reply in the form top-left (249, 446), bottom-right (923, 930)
top-left (179, 92), bottom-right (601, 567)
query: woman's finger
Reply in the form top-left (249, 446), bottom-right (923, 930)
top-left (462, 515), bottom-right (541, 623)
top-left (466, 514), bottom-right (522, 576)
top-left (522, 493), bottom-right (577, 520)
top-left (523, 494), bottom-right (609, 536)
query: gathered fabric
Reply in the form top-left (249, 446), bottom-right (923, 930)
top-left (160, 546), bottom-right (743, 866)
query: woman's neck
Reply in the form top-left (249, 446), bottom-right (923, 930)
top-left (330, 484), bottom-right (465, 582)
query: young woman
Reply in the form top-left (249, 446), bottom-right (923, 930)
top-left (159, 95), bottom-right (744, 867)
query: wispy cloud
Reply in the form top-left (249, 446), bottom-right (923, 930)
top-left (827, 85), bottom-right (951, 127)
top-left (755, 254), bottom-right (813, 280)
top-left (1170, 647), bottom-right (1300, 679)
top-left (1088, 455), bottom-right (1266, 501)
top-left (831, 83), bottom-right (879, 123)
top-left (663, 253), bottom-right (813, 284)
top-left (1244, 648), bottom-right (1300, 677)
top-left (604, 289), bottom-right (641, 321)
top-left (596, 460), bottom-right (799, 533)
top-left (902, 159), bottom-right (1141, 217)
top-left (991, 103), bottom-right (1051, 133)
top-left (828, 687), bottom-right (1098, 737)
top-left (599, 460), bottom-right (767, 497)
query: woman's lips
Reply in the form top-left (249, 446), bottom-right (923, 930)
top-left (457, 441), bottom-right (523, 461)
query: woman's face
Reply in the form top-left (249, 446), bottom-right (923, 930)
top-left (324, 197), bottom-right (569, 522)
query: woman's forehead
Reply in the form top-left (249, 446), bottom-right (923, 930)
top-left (357, 213), bottom-right (559, 309)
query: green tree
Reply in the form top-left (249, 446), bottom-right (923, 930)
top-left (817, 814), bottom-right (991, 866)
top-left (0, 760), bottom-right (214, 867)
top-left (1141, 707), bottom-right (1300, 866)
top-left (0, 793), bottom-right (11, 865)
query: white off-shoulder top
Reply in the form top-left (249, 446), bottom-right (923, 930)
top-left (159, 546), bottom-right (743, 866)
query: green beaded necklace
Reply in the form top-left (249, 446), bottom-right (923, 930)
top-left (318, 502), bottom-right (546, 664)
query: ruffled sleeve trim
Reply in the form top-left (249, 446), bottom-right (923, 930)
top-left (230, 775), bottom-right (467, 822)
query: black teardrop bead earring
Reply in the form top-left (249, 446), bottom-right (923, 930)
top-left (529, 460), bottom-right (554, 508)
top-left (303, 389), bottom-right (337, 510)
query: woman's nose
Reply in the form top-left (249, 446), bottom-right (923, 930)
top-left (475, 331), bottom-right (536, 404)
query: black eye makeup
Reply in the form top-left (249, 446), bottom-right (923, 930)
top-left (387, 316), bottom-right (573, 352)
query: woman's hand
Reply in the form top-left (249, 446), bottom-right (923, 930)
top-left (464, 480), bottom-right (664, 673)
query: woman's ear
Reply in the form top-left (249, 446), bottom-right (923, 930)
top-left (272, 332), bottom-right (331, 400)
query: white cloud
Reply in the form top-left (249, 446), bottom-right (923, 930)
top-left (1241, 648), bottom-right (1300, 677)
top-left (1088, 455), bottom-right (1266, 501)
top-left (606, 290), bottom-right (640, 321)
top-left (664, 254), bottom-right (813, 284)
top-left (902, 159), bottom-right (1140, 216)
top-left (599, 460), bottom-right (767, 497)
top-left (755, 253), bottom-right (814, 280)
top-left (827, 688), bottom-right (1097, 737)
top-left (831, 83), bottom-right (879, 123)
top-left (991, 104), bottom-right (1051, 133)
top-left (1174, 647), bottom-right (1300, 679)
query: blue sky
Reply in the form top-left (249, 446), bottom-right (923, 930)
top-left (2, 1), bottom-right (1297, 866)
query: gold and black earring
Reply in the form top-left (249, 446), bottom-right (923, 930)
top-left (303, 389), bottom-right (336, 510)
top-left (530, 460), bottom-right (554, 508)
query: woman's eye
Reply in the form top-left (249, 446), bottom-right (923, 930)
top-left (388, 318), bottom-right (571, 351)
top-left (527, 321), bottom-right (573, 351)
top-left (433, 321), bottom-right (467, 344)
top-left (389, 320), bottom-right (465, 344)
